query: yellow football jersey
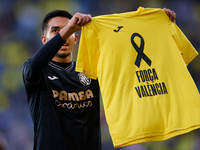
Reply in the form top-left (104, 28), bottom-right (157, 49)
top-left (76, 7), bottom-right (200, 148)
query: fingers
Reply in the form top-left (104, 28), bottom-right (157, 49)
top-left (60, 12), bottom-right (92, 40)
top-left (172, 11), bottom-right (176, 23)
top-left (74, 13), bottom-right (92, 26)
top-left (163, 8), bottom-right (176, 23)
top-left (67, 13), bottom-right (92, 33)
top-left (163, 7), bottom-right (169, 16)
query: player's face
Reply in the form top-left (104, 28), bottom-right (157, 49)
top-left (41, 16), bottom-right (78, 62)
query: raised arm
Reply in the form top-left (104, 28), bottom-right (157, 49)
top-left (22, 13), bottom-right (92, 84)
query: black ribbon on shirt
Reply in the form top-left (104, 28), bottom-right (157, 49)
top-left (131, 33), bottom-right (152, 68)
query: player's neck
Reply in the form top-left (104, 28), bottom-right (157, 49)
top-left (52, 55), bottom-right (72, 63)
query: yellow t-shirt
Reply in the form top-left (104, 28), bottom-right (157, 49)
top-left (76, 7), bottom-right (200, 148)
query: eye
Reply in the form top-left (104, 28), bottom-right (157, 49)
top-left (52, 29), bottom-right (59, 33)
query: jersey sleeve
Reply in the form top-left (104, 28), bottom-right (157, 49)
top-left (22, 33), bottom-right (66, 84)
top-left (76, 22), bottom-right (99, 80)
top-left (169, 22), bottom-right (198, 66)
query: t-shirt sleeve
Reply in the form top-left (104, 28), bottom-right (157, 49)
top-left (169, 22), bottom-right (198, 66)
top-left (76, 22), bottom-right (99, 80)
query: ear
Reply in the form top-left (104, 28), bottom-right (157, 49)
top-left (74, 34), bottom-right (79, 44)
top-left (41, 35), bottom-right (47, 44)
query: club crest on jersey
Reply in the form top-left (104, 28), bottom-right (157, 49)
top-left (78, 73), bottom-right (91, 86)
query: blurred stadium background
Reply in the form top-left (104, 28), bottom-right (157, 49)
top-left (0, 0), bottom-right (200, 149)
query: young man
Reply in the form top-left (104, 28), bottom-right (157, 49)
top-left (22, 9), bottom-right (176, 150)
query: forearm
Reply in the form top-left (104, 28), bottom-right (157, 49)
top-left (30, 33), bottom-right (65, 70)
top-left (24, 33), bottom-right (65, 83)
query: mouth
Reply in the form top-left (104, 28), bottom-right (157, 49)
top-left (61, 43), bottom-right (69, 50)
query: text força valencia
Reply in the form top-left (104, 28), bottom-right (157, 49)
top-left (135, 68), bottom-right (168, 98)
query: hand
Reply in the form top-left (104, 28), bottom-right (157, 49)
top-left (163, 8), bottom-right (176, 23)
top-left (68, 12), bottom-right (92, 32)
top-left (60, 12), bottom-right (92, 40)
